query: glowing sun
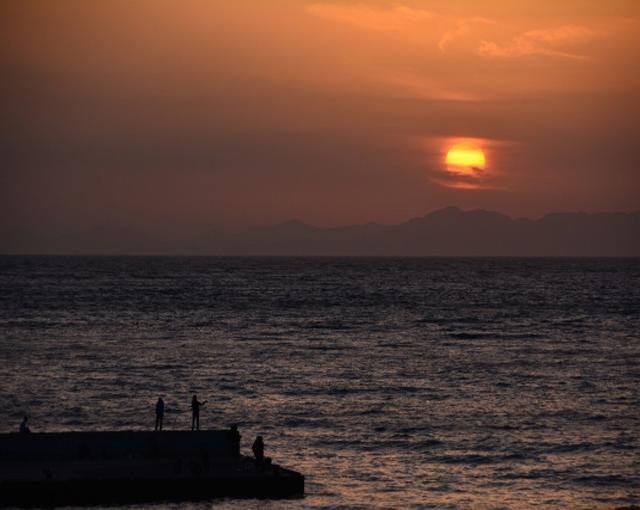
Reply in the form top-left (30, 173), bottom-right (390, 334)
top-left (445, 145), bottom-right (486, 176)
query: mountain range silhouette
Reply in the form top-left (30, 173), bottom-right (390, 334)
top-left (3, 207), bottom-right (639, 256)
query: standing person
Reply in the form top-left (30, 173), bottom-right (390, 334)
top-left (252, 436), bottom-right (264, 466)
top-left (191, 394), bottom-right (206, 431)
top-left (155, 397), bottom-right (165, 431)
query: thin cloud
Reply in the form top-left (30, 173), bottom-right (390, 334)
top-left (430, 172), bottom-right (496, 190)
top-left (438, 17), bottom-right (494, 52)
top-left (306, 3), bottom-right (432, 32)
top-left (478, 25), bottom-right (594, 59)
top-left (380, 71), bottom-right (479, 101)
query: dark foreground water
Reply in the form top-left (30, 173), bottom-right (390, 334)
top-left (0, 257), bottom-right (639, 509)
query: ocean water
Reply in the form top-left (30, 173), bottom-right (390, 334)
top-left (0, 256), bottom-right (638, 510)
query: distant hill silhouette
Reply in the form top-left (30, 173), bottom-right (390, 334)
top-left (2, 207), bottom-right (639, 256)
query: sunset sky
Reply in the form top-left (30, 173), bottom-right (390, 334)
top-left (2, 0), bottom-right (639, 238)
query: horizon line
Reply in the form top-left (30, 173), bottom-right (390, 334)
top-left (3, 206), bottom-right (639, 236)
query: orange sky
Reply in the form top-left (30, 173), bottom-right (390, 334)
top-left (1, 0), bottom-right (639, 236)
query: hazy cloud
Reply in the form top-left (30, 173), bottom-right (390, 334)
top-left (438, 17), bottom-right (494, 52)
top-left (307, 3), bottom-right (433, 32)
top-left (478, 25), bottom-right (594, 59)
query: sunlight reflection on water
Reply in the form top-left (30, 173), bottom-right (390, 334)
top-left (0, 256), bottom-right (638, 509)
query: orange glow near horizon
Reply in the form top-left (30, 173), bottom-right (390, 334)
top-left (1, 1), bottom-right (639, 233)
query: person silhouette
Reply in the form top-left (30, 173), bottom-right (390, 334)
top-left (191, 395), bottom-right (206, 431)
top-left (155, 397), bottom-right (165, 431)
top-left (252, 435), bottom-right (264, 466)
top-left (19, 416), bottom-right (30, 434)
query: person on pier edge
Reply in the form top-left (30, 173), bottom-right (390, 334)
top-left (19, 416), bottom-right (30, 434)
top-left (252, 435), bottom-right (265, 466)
top-left (191, 394), bottom-right (206, 431)
top-left (155, 397), bottom-right (165, 431)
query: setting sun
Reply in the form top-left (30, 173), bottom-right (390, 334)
top-left (445, 145), bottom-right (486, 175)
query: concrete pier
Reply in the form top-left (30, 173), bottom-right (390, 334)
top-left (0, 430), bottom-right (304, 507)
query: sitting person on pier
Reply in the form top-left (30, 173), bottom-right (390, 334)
top-left (252, 436), bottom-right (264, 465)
top-left (19, 416), bottom-right (30, 434)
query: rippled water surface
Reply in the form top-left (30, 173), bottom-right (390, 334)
top-left (1, 257), bottom-right (639, 509)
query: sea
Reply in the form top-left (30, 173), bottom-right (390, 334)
top-left (0, 256), bottom-right (638, 510)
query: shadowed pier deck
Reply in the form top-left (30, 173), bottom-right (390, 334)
top-left (0, 430), bottom-right (304, 507)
